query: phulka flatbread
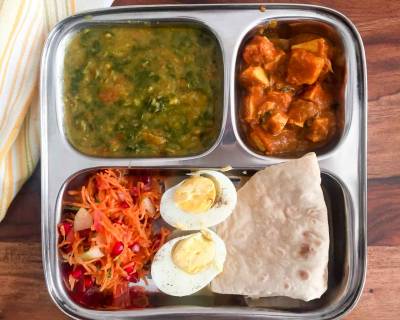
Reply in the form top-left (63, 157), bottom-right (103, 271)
top-left (211, 153), bottom-right (329, 301)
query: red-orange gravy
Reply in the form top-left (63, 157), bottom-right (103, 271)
top-left (239, 32), bottom-right (339, 156)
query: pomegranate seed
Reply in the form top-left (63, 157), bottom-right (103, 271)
top-left (79, 229), bottom-right (91, 239)
top-left (124, 265), bottom-right (135, 275)
top-left (130, 186), bottom-right (139, 197)
top-left (130, 243), bottom-right (140, 253)
top-left (84, 276), bottom-right (93, 289)
top-left (71, 265), bottom-right (85, 279)
top-left (120, 201), bottom-right (129, 209)
top-left (127, 272), bottom-right (139, 283)
top-left (66, 228), bottom-right (75, 243)
top-left (59, 221), bottom-right (73, 237)
top-left (61, 263), bottom-right (73, 276)
top-left (111, 241), bottom-right (124, 257)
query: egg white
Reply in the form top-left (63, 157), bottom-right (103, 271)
top-left (160, 170), bottom-right (237, 230)
top-left (151, 230), bottom-right (226, 297)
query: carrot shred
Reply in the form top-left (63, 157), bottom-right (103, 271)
top-left (58, 169), bottom-right (170, 306)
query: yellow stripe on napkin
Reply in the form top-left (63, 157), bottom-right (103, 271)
top-left (0, 0), bottom-right (109, 221)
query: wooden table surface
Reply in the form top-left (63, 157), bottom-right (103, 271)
top-left (1, 0), bottom-right (399, 319)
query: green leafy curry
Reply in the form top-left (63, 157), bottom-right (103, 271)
top-left (63, 24), bottom-right (223, 157)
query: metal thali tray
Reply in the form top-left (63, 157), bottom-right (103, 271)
top-left (40, 3), bottom-right (367, 319)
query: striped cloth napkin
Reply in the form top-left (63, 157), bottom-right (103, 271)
top-left (0, 0), bottom-right (112, 221)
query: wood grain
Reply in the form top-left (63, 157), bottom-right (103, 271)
top-left (368, 177), bottom-right (400, 246)
top-left (0, 166), bottom-right (41, 243)
top-left (0, 1), bottom-right (399, 319)
top-left (344, 246), bottom-right (400, 320)
top-left (0, 243), bottom-right (398, 320)
top-left (0, 242), bottom-right (68, 320)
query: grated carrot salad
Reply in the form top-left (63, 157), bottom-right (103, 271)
top-left (57, 169), bottom-right (170, 308)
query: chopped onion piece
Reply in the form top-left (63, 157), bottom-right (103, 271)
top-left (74, 208), bottom-right (93, 232)
top-left (81, 246), bottom-right (104, 261)
top-left (141, 197), bottom-right (155, 216)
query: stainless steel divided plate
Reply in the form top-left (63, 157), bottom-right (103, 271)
top-left (41, 3), bottom-right (367, 320)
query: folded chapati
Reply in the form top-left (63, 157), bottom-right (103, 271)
top-left (211, 153), bottom-right (329, 301)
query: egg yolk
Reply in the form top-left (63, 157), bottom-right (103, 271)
top-left (172, 231), bottom-right (215, 274)
top-left (173, 176), bottom-right (216, 213)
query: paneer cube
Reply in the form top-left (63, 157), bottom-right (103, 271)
top-left (257, 90), bottom-right (293, 120)
top-left (249, 128), bottom-right (267, 152)
top-left (292, 38), bottom-right (333, 79)
top-left (249, 127), bottom-right (296, 154)
top-left (250, 127), bottom-right (277, 152)
top-left (263, 49), bottom-right (286, 72)
top-left (266, 90), bottom-right (293, 112)
top-left (306, 117), bottom-right (330, 142)
top-left (242, 35), bottom-right (279, 66)
top-left (240, 66), bottom-right (270, 88)
top-left (243, 95), bottom-right (258, 124)
top-left (286, 49), bottom-right (325, 85)
top-left (242, 86), bottom-right (265, 123)
top-left (302, 82), bottom-right (333, 110)
top-left (320, 58), bottom-right (333, 79)
top-left (257, 100), bottom-right (275, 116)
top-left (291, 38), bottom-right (330, 58)
top-left (262, 111), bottom-right (288, 136)
top-left (287, 99), bottom-right (319, 127)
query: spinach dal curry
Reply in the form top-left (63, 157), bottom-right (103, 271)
top-left (63, 24), bottom-right (223, 157)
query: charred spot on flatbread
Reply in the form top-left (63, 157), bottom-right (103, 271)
top-left (298, 270), bottom-right (310, 280)
top-left (298, 243), bottom-right (316, 259)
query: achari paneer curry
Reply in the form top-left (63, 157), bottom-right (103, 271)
top-left (64, 25), bottom-right (223, 157)
top-left (239, 29), bottom-right (340, 156)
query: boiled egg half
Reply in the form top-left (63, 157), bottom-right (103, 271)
top-left (160, 170), bottom-right (237, 230)
top-left (151, 229), bottom-right (226, 296)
